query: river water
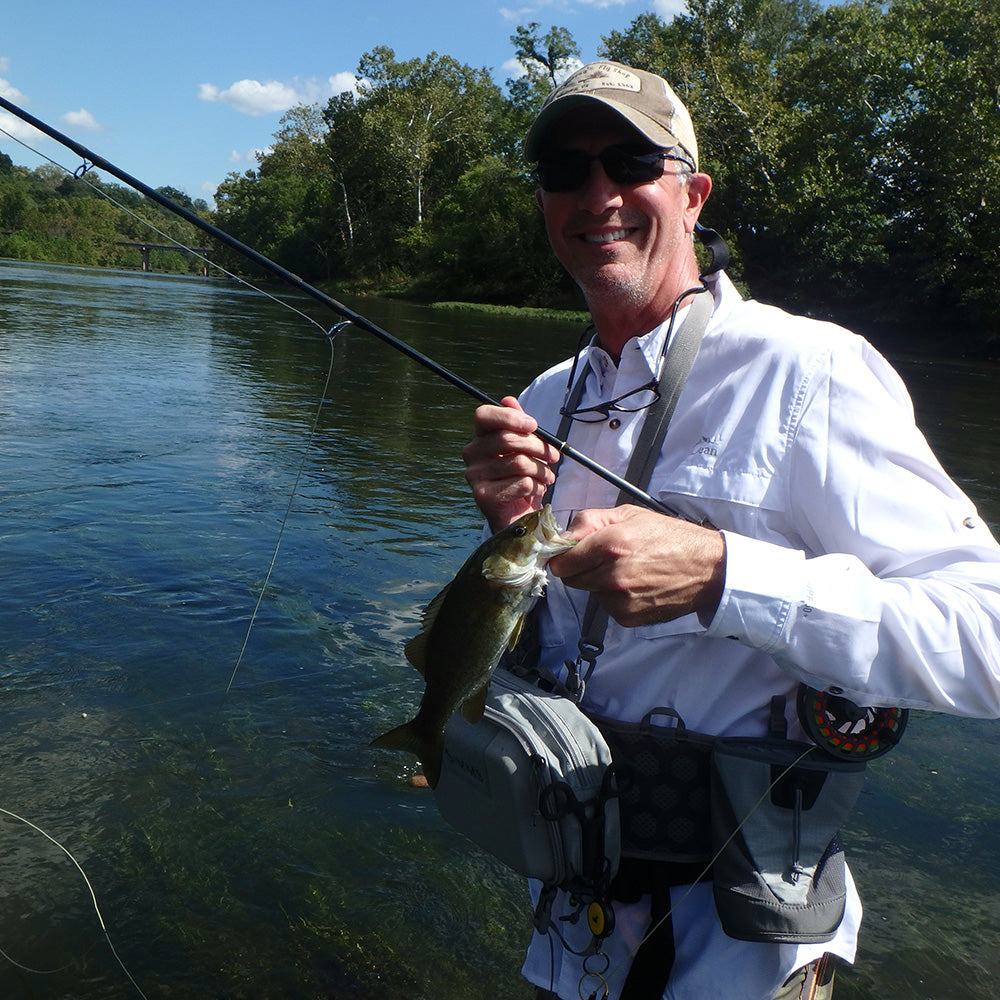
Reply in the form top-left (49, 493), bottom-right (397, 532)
top-left (0, 259), bottom-right (997, 1000)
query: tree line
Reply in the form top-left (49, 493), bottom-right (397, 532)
top-left (0, 156), bottom-right (211, 275)
top-left (211, 0), bottom-right (998, 354)
top-left (1, 0), bottom-right (997, 353)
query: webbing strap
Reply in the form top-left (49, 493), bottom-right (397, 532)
top-left (564, 287), bottom-right (714, 691)
top-left (619, 884), bottom-right (674, 1000)
top-left (557, 288), bottom-right (712, 996)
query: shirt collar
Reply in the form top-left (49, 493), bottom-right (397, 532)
top-left (584, 302), bottom-right (694, 390)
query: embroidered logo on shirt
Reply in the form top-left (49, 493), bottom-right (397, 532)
top-left (695, 435), bottom-right (723, 458)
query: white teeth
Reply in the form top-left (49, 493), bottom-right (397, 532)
top-left (585, 229), bottom-right (629, 243)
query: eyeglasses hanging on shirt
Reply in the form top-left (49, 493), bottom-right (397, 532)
top-left (559, 288), bottom-right (703, 424)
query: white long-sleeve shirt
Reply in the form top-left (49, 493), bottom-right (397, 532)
top-left (516, 270), bottom-right (1000, 1000)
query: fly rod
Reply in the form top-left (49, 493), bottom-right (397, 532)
top-left (0, 94), bottom-right (678, 517)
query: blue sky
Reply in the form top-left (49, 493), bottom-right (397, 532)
top-left (0, 0), bottom-right (686, 205)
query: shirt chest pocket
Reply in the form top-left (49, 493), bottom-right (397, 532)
top-left (648, 446), bottom-right (789, 537)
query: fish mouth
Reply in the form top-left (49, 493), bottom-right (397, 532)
top-left (536, 505), bottom-right (576, 554)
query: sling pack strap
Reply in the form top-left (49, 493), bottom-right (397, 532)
top-left (565, 286), bottom-right (714, 694)
top-left (555, 287), bottom-right (713, 999)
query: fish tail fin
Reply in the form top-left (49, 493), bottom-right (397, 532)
top-left (370, 722), bottom-right (443, 788)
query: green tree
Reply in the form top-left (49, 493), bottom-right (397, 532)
top-left (0, 177), bottom-right (29, 230)
top-left (878, 0), bottom-right (1000, 347)
top-left (506, 23), bottom-right (581, 125)
top-left (408, 156), bottom-right (572, 305)
top-left (356, 46), bottom-right (506, 226)
top-left (601, 0), bottom-right (1000, 350)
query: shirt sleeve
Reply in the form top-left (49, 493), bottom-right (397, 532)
top-left (705, 340), bottom-right (1000, 717)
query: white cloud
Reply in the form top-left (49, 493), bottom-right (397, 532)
top-left (0, 76), bottom-right (27, 104)
top-left (502, 57), bottom-right (527, 79)
top-left (62, 108), bottom-right (101, 130)
top-left (0, 109), bottom-right (42, 143)
top-left (229, 146), bottom-right (271, 165)
top-left (199, 80), bottom-right (299, 116)
top-left (0, 57), bottom-right (10, 74)
top-left (499, 5), bottom-right (534, 20)
top-left (651, 0), bottom-right (687, 18)
top-left (199, 73), bottom-right (358, 117)
top-left (501, 0), bottom-right (630, 13)
top-left (0, 77), bottom-right (46, 143)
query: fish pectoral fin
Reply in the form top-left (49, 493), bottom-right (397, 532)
top-left (507, 612), bottom-right (527, 652)
top-left (461, 683), bottom-right (490, 724)
top-left (404, 582), bottom-right (453, 675)
top-left (403, 633), bottom-right (427, 676)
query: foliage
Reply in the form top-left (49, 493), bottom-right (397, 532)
top-left (404, 156), bottom-right (574, 306)
top-left (601, 0), bottom-right (1000, 350)
top-left (0, 164), bottom-right (211, 273)
top-left (2, 1), bottom-right (999, 352)
top-left (505, 22), bottom-right (582, 132)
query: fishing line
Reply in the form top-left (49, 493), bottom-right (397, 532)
top-left (0, 94), bottom-right (678, 518)
top-left (0, 123), bottom-right (330, 339)
top-left (0, 118), bottom-right (349, 709)
top-left (0, 95), bottom-right (778, 996)
top-left (0, 807), bottom-right (151, 999)
top-left (0, 122), bottom-right (348, 994)
top-left (214, 320), bottom-right (348, 712)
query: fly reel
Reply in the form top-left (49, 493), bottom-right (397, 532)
top-left (797, 685), bottom-right (908, 760)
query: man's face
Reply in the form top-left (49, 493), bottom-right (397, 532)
top-left (535, 106), bottom-right (710, 328)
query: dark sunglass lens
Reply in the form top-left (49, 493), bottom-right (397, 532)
top-left (536, 151), bottom-right (590, 192)
top-left (537, 146), bottom-right (666, 192)
top-left (602, 147), bottom-right (665, 185)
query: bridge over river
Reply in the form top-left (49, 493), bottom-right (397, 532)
top-left (117, 240), bottom-right (213, 276)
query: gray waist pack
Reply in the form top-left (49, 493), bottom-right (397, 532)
top-left (433, 669), bottom-right (620, 892)
top-left (710, 739), bottom-right (866, 943)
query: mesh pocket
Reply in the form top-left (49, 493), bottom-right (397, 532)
top-left (592, 708), bottom-right (715, 864)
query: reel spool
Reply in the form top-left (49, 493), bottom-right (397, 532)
top-left (797, 685), bottom-right (908, 760)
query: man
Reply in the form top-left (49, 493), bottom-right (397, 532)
top-left (461, 61), bottom-right (1000, 1000)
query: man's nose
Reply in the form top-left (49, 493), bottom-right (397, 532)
top-left (578, 160), bottom-right (625, 213)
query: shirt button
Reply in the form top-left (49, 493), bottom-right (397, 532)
top-left (608, 418), bottom-right (621, 430)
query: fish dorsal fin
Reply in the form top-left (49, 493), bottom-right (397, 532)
top-left (403, 581), bottom-right (452, 676)
top-left (461, 681), bottom-right (489, 723)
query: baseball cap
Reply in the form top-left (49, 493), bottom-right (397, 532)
top-left (524, 61), bottom-right (699, 171)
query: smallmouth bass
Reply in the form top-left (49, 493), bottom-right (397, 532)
top-left (371, 505), bottom-right (575, 787)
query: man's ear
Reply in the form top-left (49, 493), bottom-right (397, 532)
top-left (684, 172), bottom-right (713, 234)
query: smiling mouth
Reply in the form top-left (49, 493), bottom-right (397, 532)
top-left (583, 228), bottom-right (632, 244)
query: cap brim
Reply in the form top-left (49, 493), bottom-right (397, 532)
top-left (524, 94), bottom-right (682, 162)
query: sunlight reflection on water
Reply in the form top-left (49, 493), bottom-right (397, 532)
top-left (0, 260), bottom-right (999, 999)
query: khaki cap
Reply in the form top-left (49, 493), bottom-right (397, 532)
top-left (524, 61), bottom-right (699, 171)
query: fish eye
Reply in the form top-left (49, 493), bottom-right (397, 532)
top-left (513, 526), bottom-right (527, 537)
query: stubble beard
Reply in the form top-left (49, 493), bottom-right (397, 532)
top-left (574, 254), bottom-right (658, 318)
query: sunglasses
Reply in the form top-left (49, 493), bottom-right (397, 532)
top-left (535, 144), bottom-right (693, 193)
